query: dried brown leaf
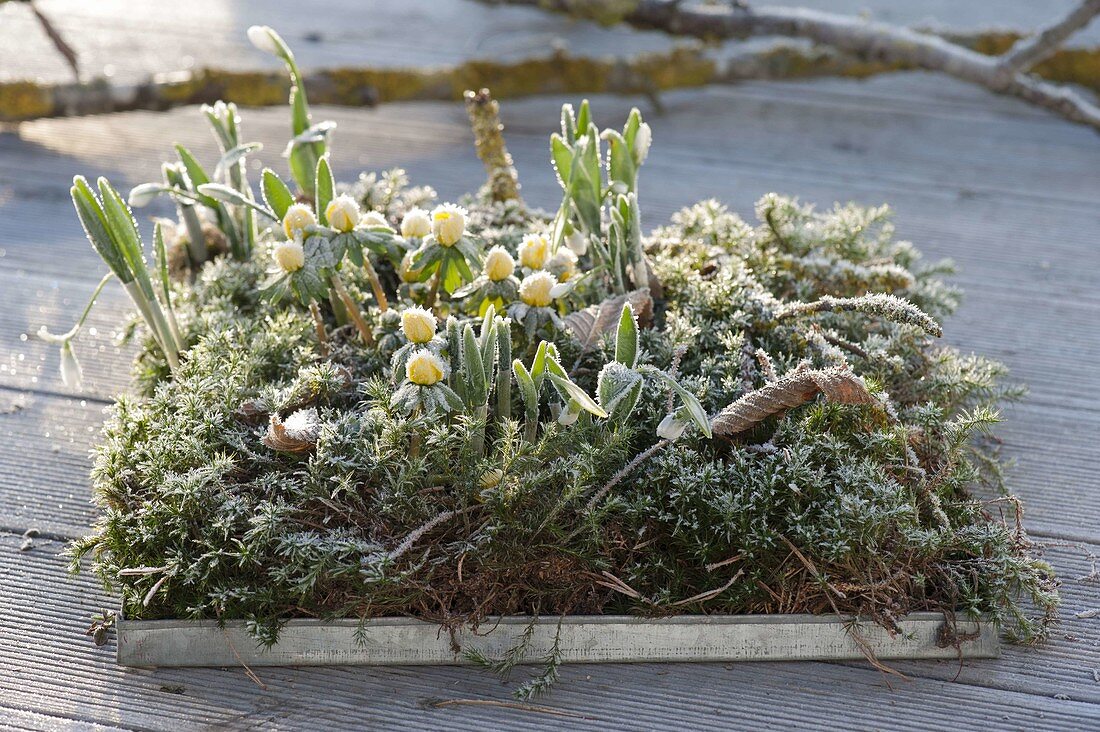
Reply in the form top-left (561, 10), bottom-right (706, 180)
top-left (564, 289), bottom-right (652, 355)
top-left (711, 366), bottom-right (876, 436)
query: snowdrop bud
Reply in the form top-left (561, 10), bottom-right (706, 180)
top-left (657, 412), bottom-right (688, 441)
top-left (360, 210), bottom-right (388, 228)
top-left (431, 204), bottom-right (467, 246)
top-left (519, 271), bottom-right (556, 308)
top-left (283, 203), bottom-right (316, 239)
top-left (406, 350), bottom-right (446, 386)
top-left (273, 239), bottom-right (305, 273)
top-left (483, 246), bottom-right (515, 282)
top-left (566, 229), bottom-right (587, 256)
top-left (633, 122), bottom-right (652, 165)
top-left (127, 183), bottom-right (162, 208)
top-left (547, 248), bottom-right (578, 282)
top-left (401, 208), bottom-right (431, 239)
top-left (557, 404), bottom-right (580, 426)
top-left (59, 341), bottom-right (82, 390)
top-left (401, 306), bottom-right (437, 344)
top-left (325, 195), bottom-right (360, 233)
top-left (247, 25), bottom-right (281, 55)
top-left (518, 234), bottom-right (549, 270)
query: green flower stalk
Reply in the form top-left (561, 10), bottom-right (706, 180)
top-left (69, 176), bottom-right (183, 372)
top-left (36, 271), bottom-right (112, 390)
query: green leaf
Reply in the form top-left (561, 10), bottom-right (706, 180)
top-left (196, 184), bottom-right (278, 221)
top-left (261, 169), bottom-right (295, 219)
top-left (315, 156), bottom-right (334, 225)
top-left (614, 303), bottom-right (638, 367)
top-left (97, 178), bottom-right (154, 299)
top-left (175, 145), bottom-right (216, 206)
top-left (462, 324), bottom-right (487, 406)
top-left (530, 341), bottom-right (550, 392)
top-left (214, 142), bottom-right (262, 182)
top-left (547, 373), bottom-right (607, 419)
top-left (513, 360), bottom-right (538, 417)
top-left (71, 177), bottom-right (130, 282)
top-left (646, 368), bottom-right (712, 439)
top-left (550, 134), bottom-right (572, 189)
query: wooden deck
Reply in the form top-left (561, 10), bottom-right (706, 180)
top-left (3, 5), bottom-right (1100, 729)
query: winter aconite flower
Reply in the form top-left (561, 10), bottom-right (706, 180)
top-left (484, 246), bottom-right (516, 282)
top-left (518, 233), bottom-right (549, 270)
top-left (519, 271), bottom-right (556, 308)
top-left (360, 210), bottom-right (388, 228)
top-left (431, 204), bottom-right (467, 246)
top-left (546, 248), bottom-right (578, 282)
top-left (325, 195), bottom-right (360, 233)
top-left (401, 306), bottom-right (437, 344)
top-left (401, 208), bottom-right (431, 239)
top-left (283, 203), bottom-right (316, 239)
top-left (273, 239), bottom-right (305, 272)
top-left (406, 350), bottom-right (446, 385)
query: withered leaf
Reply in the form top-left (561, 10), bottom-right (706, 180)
top-left (564, 288), bottom-right (653, 355)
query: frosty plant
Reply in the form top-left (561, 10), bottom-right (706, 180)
top-left (52, 25), bottom-right (1057, 699)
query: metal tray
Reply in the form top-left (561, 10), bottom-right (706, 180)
top-left (116, 612), bottom-right (997, 667)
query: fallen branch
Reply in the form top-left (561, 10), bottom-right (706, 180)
top-left (495, 0), bottom-right (1100, 131)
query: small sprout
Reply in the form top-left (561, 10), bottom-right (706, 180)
top-left (519, 271), bottom-right (556, 308)
top-left (431, 203), bottom-right (467, 246)
top-left (518, 233), bottom-right (550, 270)
top-left (401, 207), bottom-right (431, 239)
top-left (273, 239), bottom-right (305, 273)
top-left (401, 306), bottom-right (438, 344)
top-left (325, 194), bottom-right (361, 233)
top-left (406, 350), bottom-right (446, 386)
top-left (283, 203), bottom-right (316, 239)
top-left (484, 246), bottom-right (516, 282)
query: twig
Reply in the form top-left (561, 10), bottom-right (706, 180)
top-left (429, 699), bottom-right (595, 720)
top-left (222, 627), bottom-right (268, 690)
top-left (1000, 0), bottom-right (1100, 72)
top-left (585, 439), bottom-right (669, 511)
top-left (308, 301), bottom-right (329, 358)
top-left (671, 569), bottom-right (744, 606)
top-left (388, 506), bottom-right (475, 562)
top-left (497, 0), bottom-right (1100, 131)
top-left (30, 3), bottom-right (79, 80)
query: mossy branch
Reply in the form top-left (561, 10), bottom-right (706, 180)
top-left (776, 294), bottom-right (943, 337)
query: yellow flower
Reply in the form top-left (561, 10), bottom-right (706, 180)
top-left (283, 204), bottom-right (317, 239)
top-left (483, 246), bottom-right (516, 282)
top-left (325, 195), bottom-right (360, 232)
top-left (360, 210), bottom-right (388, 227)
top-left (479, 468), bottom-right (504, 489)
top-left (547, 248), bottom-right (578, 282)
top-left (401, 208), bottom-right (431, 239)
top-left (518, 234), bottom-right (549, 270)
top-left (401, 306), bottom-right (437, 344)
top-left (273, 239), bottom-right (305, 272)
top-left (406, 350), bottom-right (446, 385)
top-left (431, 203), bottom-right (467, 246)
top-left (519, 271), bottom-right (556, 308)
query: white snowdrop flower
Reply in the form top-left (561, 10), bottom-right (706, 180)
top-left (127, 183), bottom-right (162, 208)
top-left (519, 271), bottom-right (556, 308)
top-left (325, 195), bottom-right (361, 233)
top-left (633, 122), bottom-right (652, 165)
top-left (247, 25), bottom-right (281, 55)
top-left (273, 239), bottom-right (305, 273)
top-left (283, 203), bottom-right (316, 240)
top-left (431, 203), bottom-right (467, 246)
top-left (59, 341), bottom-right (82, 390)
top-left (401, 208), bottom-right (431, 239)
top-left (566, 229), bottom-right (587, 256)
top-left (360, 210), bottom-right (388, 228)
top-left (657, 412), bottom-right (688, 441)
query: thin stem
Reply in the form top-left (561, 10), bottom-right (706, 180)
top-left (123, 280), bottom-right (178, 372)
top-left (586, 439), bottom-right (669, 512)
top-left (38, 272), bottom-right (113, 344)
top-left (425, 261), bottom-right (445, 312)
top-left (361, 257), bottom-right (390, 312)
top-left (329, 272), bottom-right (373, 345)
top-left (179, 205), bottom-right (206, 268)
top-left (309, 301), bottom-right (329, 358)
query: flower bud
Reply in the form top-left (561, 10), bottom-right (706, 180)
top-left (325, 195), bottom-right (361, 232)
top-left (633, 122), bottom-right (652, 165)
top-left (546, 248), bottom-right (578, 282)
top-left (431, 204), bottom-right (467, 246)
top-left (566, 229), bottom-right (588, 256)
top-left (360, 210), bottom-right (388, 228)
top-left (273, 239), bottom-right (306, 272)
top-left (517, 234), bottom-right (549, 270)
top-left (519, 271), bottom-right (556, 308)
top-left (406, 350), bottom-right (446, 385)
top-left (247, 25), bottom-right (280, 55)
top-left (283, 203), bottom-right (316, 239)
top-left (483, 246), bottom-right (516, 282)
top-left (401, 208), bottom-right (431, 239)
top-left (401, 306), bottom-right (437, 344)
top-left (59, 341), bottom-right (82, 390)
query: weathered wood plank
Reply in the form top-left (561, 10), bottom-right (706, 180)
top-left (6, 534), bottom-right (1100, 731)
